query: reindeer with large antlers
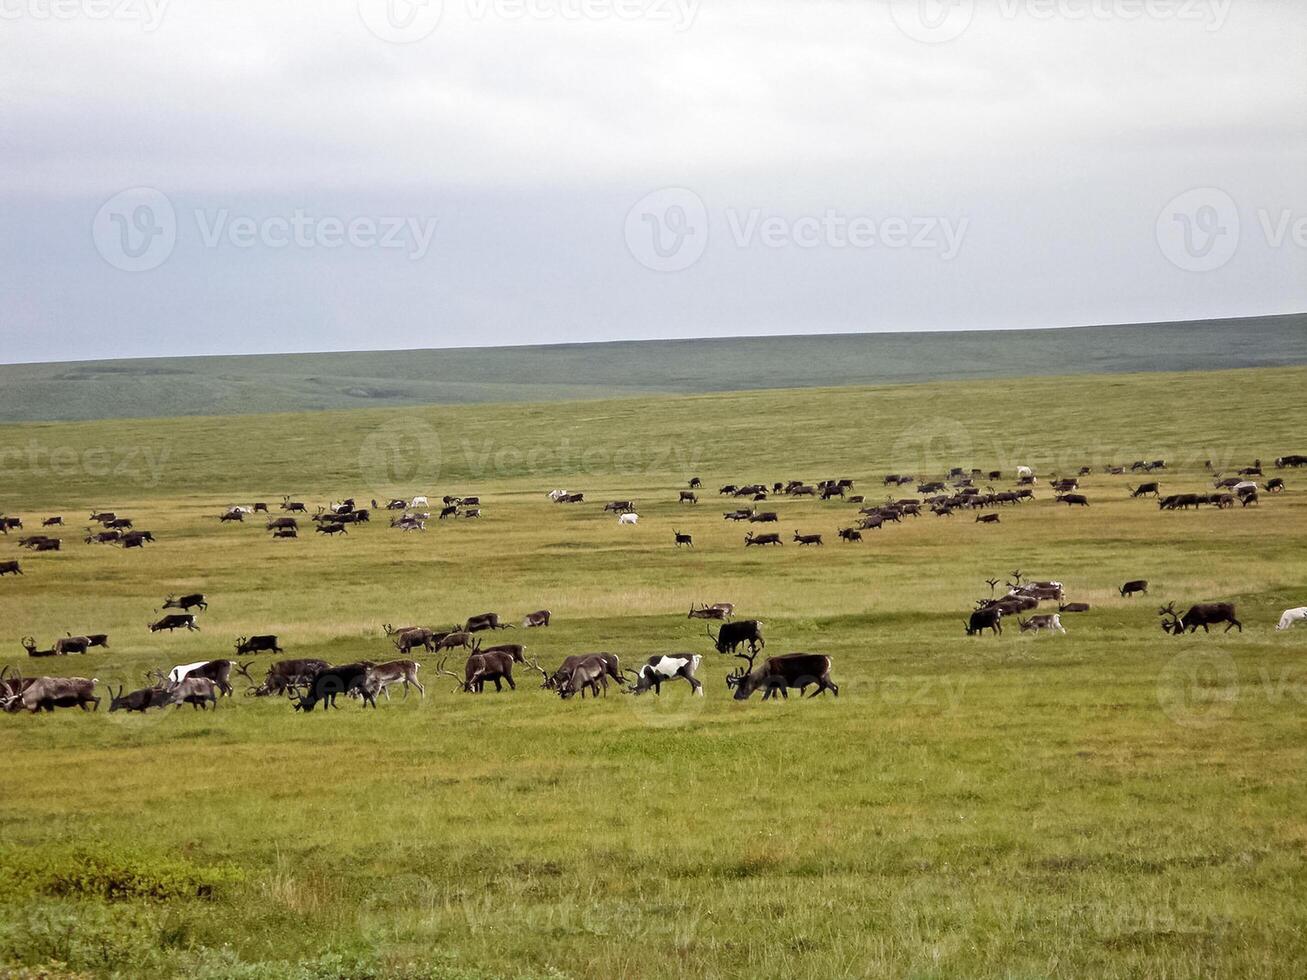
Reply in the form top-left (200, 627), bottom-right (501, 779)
top-left (1159, 600), bottom-right (1243, 635)
top-left (725, 649), bottom-right (839, 701)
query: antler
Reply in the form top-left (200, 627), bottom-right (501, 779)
top-left (1157, 601), bottom-right (1177, 616)
top-left (234, 661), bottom-right (256, 682)
top-left (434, 654), bottom-right (464, 693)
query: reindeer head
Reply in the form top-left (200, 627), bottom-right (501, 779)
top-left (20, 636), bottom-right (36, 653)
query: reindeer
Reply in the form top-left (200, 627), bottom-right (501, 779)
top-left (280, 497), bottom-right (308, 512)
top-left (726, 650), bottom-right (838, 700)
top-left (1159, 601), bottom-right (1242, 634)
top-left (673, 530), bottom-right (694, 548)
top-left (792, 531), bottom-right (823, 546)
top-left (21, 636), bottom-right (57, 658)
top-left (679, 491), bottom-right (698, 504)
top-left (544, 654), bottom-right (624, 692)
top-left (161, 593), bottom-right (208, 613)
top-left (744, 532), bottom-right (782, 547)
top-left (364, 660), bottom-right (425, 700)
top-left (837, 528), bottom-right (862, 543)
top-left (1120, 580), bottom-right (1149, 598)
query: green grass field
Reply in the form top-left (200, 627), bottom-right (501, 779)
top-left (1, 365), bottom-right (1306, 979)
top-left (1, 313), bottom-right (1305, 422)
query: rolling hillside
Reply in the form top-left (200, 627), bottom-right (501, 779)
top-left (0, 312), bottom-right (1303, 422)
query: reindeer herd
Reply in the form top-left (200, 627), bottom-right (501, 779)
top-left (2, 453), bottom-right (1304, 716)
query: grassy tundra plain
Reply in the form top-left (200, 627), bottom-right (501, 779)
top-left (0, 365), bottom-right (1306, 979)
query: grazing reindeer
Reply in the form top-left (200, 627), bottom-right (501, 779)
top-left (1058, 602), bottom-right (1091, 613)
top-left (706, 620), bottom-right (764, 656)
top-left (964, 608), bottom-right (1003, 636)
top-left (21, 636), bottom-right (57, 658)
top-left (522, 610), bottom-right (552, 628)
top-left (556, 657), bottom-right (612, 699)
top-left (1275, 607), bottom-right (1307, 631)
top-left (544, 654), bottom-right (624, 692)
top-left (291, 663), bottom-right (377, 711)
top-left (2, 676), bottom-right (99, 713)
top-left (1019, 614), bottom-right (1067, 634)
top-left (235, 635), bottom-right (282, 655)
top-left (1159, 601), bottom-right (1242, 634)
top-left (1120, 580), bottom-right (1149, 598)
top-left (148, 614), bottom-right (198, 633)
top-left (679, 491), bottom-right (698, 504)
top-left (1129, 483), bottom-right (1161, 498)
top-left (107, 683), bottom-right (171, 713)
top-left (389, 627), bottom-right (437, 654)
top-left (627, 654), bottom-right (703, 697)
top-left (727, 650), bottom-right (838, 700)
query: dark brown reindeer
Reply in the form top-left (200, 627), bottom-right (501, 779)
top-left (21, 636), bottom-right (58, 658)
top-left (266, 517), bottom-right (298, 532)
top-left (280, 496), bottom-right (308, 512)
top-left (235, 635), bottom-right (282, 655)
top-left (727, 650), bottom-right (838, 700)
top-left (1159, 601), bottom-right (1242, 635)
top-left (161, 593), bottom-right (208, 613)
top-left (792, 531), bottom-right (823, 546)
top-left (0, 560), bottom-right (23, 576)
top-left (964, 607), bottom-right (1003, 636)
top-left (1120, 580), bottom-right (1149, 598)
top-left (107, 683), bottom-right (172, 713)
top-left (744, 531), bottom-right (782, 547)
top-left (673, 530), bottom-right (694, 548)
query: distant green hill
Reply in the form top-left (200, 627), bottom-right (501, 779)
top-left (1, 313), bottom-right (1303, 422)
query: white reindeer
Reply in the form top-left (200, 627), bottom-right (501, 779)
top-left (618, 513), bottom-right (639, 525)
top-left (1276, 607), bottom-right (1307, 631)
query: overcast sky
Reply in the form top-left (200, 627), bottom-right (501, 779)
top-left (0, 0), bottom-right (1303, 363)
